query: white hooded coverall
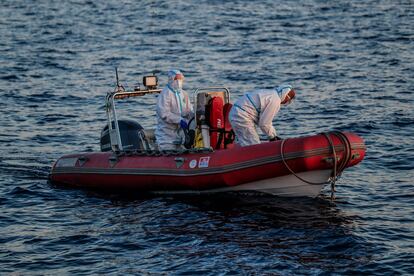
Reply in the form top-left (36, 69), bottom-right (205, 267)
top-left (155, 70), bottom-right (193, 150)
top-left (229, 85), bottom-right (293, 146)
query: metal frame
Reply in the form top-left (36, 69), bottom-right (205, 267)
top-left (105, 88), bottom-right (161, 151)
top-left (193, 87), bottom-right (230, 130)
top-left (193, 87), bottom-right (231, 110)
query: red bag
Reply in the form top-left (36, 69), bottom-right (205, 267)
top-left (223, 103), bottom-right (235, 149)
top-left (208, 96), bottom-right (224, 149)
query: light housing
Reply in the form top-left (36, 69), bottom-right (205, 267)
top-left (143, 75), bottom-right (158, 89)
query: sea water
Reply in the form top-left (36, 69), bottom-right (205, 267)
top-left (0, 0), bottom-right (413, 274)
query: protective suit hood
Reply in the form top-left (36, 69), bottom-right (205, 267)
top-left (167, 69), bottom-right (184, 92)
top-left (275, 84), bottom-right (293, 102)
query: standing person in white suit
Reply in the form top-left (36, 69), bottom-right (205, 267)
top-left (155, 69), bottom-right (193, 150)
top-left (229, 85), bottom-right (296, 146)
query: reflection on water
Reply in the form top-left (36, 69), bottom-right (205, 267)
top-left (100, 193), bottom-right (375, 273)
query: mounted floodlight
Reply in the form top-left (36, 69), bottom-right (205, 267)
top-left (143, 75), bottom-right (158, 90)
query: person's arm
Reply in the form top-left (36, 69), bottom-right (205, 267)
top-left (156, 90), bottom-right (181, 124)
top-left (258, 97), bottom-right (279, 139)
top-left (182, 91), bottom-right (194, 119)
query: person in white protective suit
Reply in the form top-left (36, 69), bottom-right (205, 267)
top-left (155, 69), bottom-right (193, 150)
top-left (229, 85), bottom-right (296, 146)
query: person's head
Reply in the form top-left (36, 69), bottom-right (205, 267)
top-left (276, 85), bottom-right (296, 105)
top-left (168, 69), bottom-right (185, 90)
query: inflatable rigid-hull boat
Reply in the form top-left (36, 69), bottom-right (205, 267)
top-left (49, 131), bottom-right (366, 197)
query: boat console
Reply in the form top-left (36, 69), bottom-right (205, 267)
top-left (193, 87), bottom-right (234, 149)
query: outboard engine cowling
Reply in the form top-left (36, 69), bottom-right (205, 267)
top-left (100, 120), bottom-right (145, 152)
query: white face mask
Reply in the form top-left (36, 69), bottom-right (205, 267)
top-left (171, 79), bottom-right (183, 90)
top-left (177, 79), bottom-right (183, 89)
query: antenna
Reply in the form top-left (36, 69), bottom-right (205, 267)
top-left (115, 67), bottom-right (119, 87)
top-left (149, 1), bottom-right (157, 71)
top-left (114, 67), bottom-right (124, 92)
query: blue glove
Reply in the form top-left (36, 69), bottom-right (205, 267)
top-left (180, 119), bottom-right (188, 129)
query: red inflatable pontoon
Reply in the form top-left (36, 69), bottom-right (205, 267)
top-left (50, 131), bottom-right (365, 197)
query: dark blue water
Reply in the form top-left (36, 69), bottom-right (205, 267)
top-left (1, 0), bottom-right (413, 274)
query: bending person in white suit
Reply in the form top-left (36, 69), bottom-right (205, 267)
top-left (229, 85), bottom-right (296, 146)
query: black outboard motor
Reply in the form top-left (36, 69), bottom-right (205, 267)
top-left (100, 120), bottom-right (145, 152)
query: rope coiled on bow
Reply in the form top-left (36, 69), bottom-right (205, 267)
top-left (279, 131), bottom-right (352, 200)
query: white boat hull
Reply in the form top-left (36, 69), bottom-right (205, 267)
top-left (154, 170), bottom-right (331, 198)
